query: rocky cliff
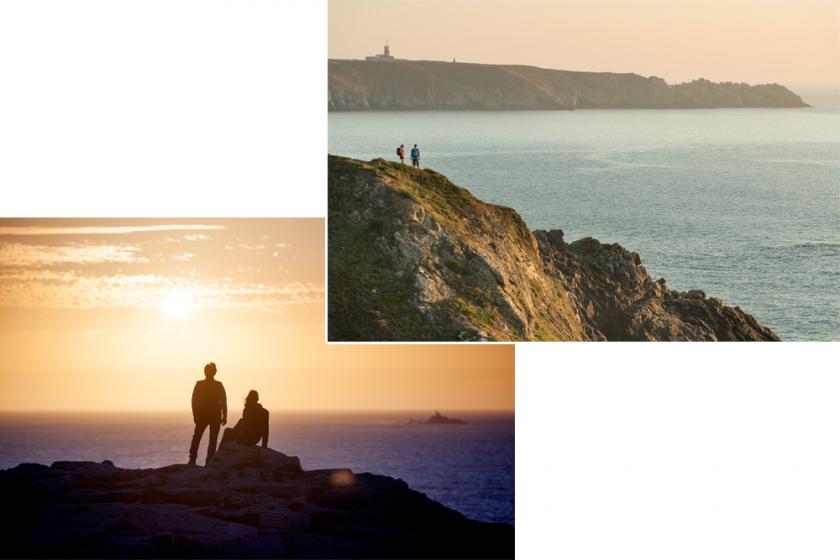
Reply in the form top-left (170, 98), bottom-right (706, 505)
top-left (1, 443), bottom-right (513, 559)
top-left (328, 155), bottom-right (780, 341)
top-left (328, 59), bottom-right (808, 110)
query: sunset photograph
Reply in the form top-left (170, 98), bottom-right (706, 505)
top-left (0, 218), bottom-right (514, 558)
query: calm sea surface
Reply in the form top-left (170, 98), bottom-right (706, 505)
top-left (0, 411), bottom-right (514, 524)
top-left (330, 107), bottom-right (840, 340)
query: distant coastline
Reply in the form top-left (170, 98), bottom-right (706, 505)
top-left (328, 58), bottom-right (808, 111)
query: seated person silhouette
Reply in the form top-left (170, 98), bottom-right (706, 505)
top-left (188, 362), bottom-right (227, 465)
top-left (221, 390), bottom-right (269, 448)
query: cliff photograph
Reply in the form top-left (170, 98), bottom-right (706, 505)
top-left (328, 0), bottom-right (838, 342)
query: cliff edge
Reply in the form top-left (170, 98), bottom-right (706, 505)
top-left (328, 59), bottom-right (808, 110)
top-left (328, 155), bottom-right (779, 341)
top-left (1, 443), bottom-right (513, 559)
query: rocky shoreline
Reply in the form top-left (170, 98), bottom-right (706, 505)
top-left (1, 442), bottom-right (513, 558)
top-left (328, 155), bottom-right (780, 341)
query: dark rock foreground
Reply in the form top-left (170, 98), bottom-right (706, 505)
top-left (328, 155), bottom-right (780, 341)
top-left (0, 443), bottom-right (513, 559)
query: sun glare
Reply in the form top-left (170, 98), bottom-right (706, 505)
top-left (160, 290), bottom-right (195, 320)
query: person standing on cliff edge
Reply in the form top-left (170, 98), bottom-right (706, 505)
top-left (411, 144), bottom-right (420, 169)
top-left (396, 144), bottom-right (405, 164)
top-left (188, 362), bottom-right (227, 465)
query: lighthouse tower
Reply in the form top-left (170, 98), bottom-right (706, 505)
top-left (366, 41), bottom-right (395, 61)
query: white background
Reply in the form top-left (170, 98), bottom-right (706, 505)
top-left (1, 2), bottom-right (838, 559)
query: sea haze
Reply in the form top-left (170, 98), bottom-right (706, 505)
top-left (0, 411), bottom-right (514, 525)
top-left (330, 107), bottom-right (840, 340)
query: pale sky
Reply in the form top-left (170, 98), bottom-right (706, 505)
top-left (329, 0), bottom-right (840, 93)
top-left (0, 219), bottom-right (513, 412)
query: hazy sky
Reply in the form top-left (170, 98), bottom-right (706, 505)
top-left (0, 219), bottom-right (513, 412)
top-left (329, 0), bottom-right (840, 92)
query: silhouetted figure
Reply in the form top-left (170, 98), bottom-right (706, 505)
top-left (396, 144), bottom-right (405, 164)
top-left (411, 144), bottom-right (420, 168)
top-left (188, 362), bottom-right (227, 465)
top-left (221, 390), bottom-right (269, 448)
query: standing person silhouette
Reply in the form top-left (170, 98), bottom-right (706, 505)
top-left (188, 362), bottom-right (227, 465)
top-left (410, 144), bottom-right (420, 169)
top-left (396, 144), bottom-right (405, 165)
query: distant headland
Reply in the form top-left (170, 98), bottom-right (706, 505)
top-left (328, 45), bottom-right (808, 111)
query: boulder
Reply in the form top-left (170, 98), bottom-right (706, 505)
top-left (207, 442), bottom-right (302, 477)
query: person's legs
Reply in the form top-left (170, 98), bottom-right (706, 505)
top-left (206, 421), bottom-right (221, 463)
top-left (188, 420), bottom-right (208, 463)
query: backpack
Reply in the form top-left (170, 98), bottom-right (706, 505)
top-left (396, 147), bottom-right (402, 157)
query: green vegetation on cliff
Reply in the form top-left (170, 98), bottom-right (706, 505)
top-left (328, 155), bottom-right (780, 342)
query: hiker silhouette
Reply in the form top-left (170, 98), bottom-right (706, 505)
top-left (221, 389), bottom-right (270, 448)
top-left (188, 362), bottom-right (227, 465)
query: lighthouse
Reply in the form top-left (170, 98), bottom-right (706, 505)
top-left (366, 41), bottom-right (395, 61)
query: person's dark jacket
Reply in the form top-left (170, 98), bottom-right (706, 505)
top-left (237, 402), bottom-right (269, 447)
top-left (192, 379), bottom-right (227, 423)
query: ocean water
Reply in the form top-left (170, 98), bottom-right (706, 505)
top-left (329, 107), bottom-right (840, 340)
top-left (0, 411), bottom-right (514, 525)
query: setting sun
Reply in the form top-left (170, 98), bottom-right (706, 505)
top-left (160, 290), bottom-right (195, 320)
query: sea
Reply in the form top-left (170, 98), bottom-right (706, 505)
top-left (0, 411), bottom-right (515, 525)
top-left (329, 105), bottom-right (840, 341)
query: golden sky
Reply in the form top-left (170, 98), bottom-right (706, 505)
top-left (0, 219), bottom-right (513, 412)
top-left (329, 0), bottom-right (840, 92)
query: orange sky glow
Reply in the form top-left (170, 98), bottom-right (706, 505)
top-left (0, 219), bottom-right (514, 412)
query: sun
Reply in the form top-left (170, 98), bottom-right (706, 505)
top-left (160, 290), bottom-right (195, 320)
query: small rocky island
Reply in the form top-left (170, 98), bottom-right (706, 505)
top-left (409, 411), bottom-right (466, 425)
top-left (0, 443), bottom-right (513, 558)
top-left (328, 155), bottom-right (780, 342)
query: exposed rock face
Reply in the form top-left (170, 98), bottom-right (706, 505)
top-left (1, 443), bottom-right (513, 559)
top-left (328, 155), bottom-right (780, 341)
top-left (328, 59), bottom-right (808, 110)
